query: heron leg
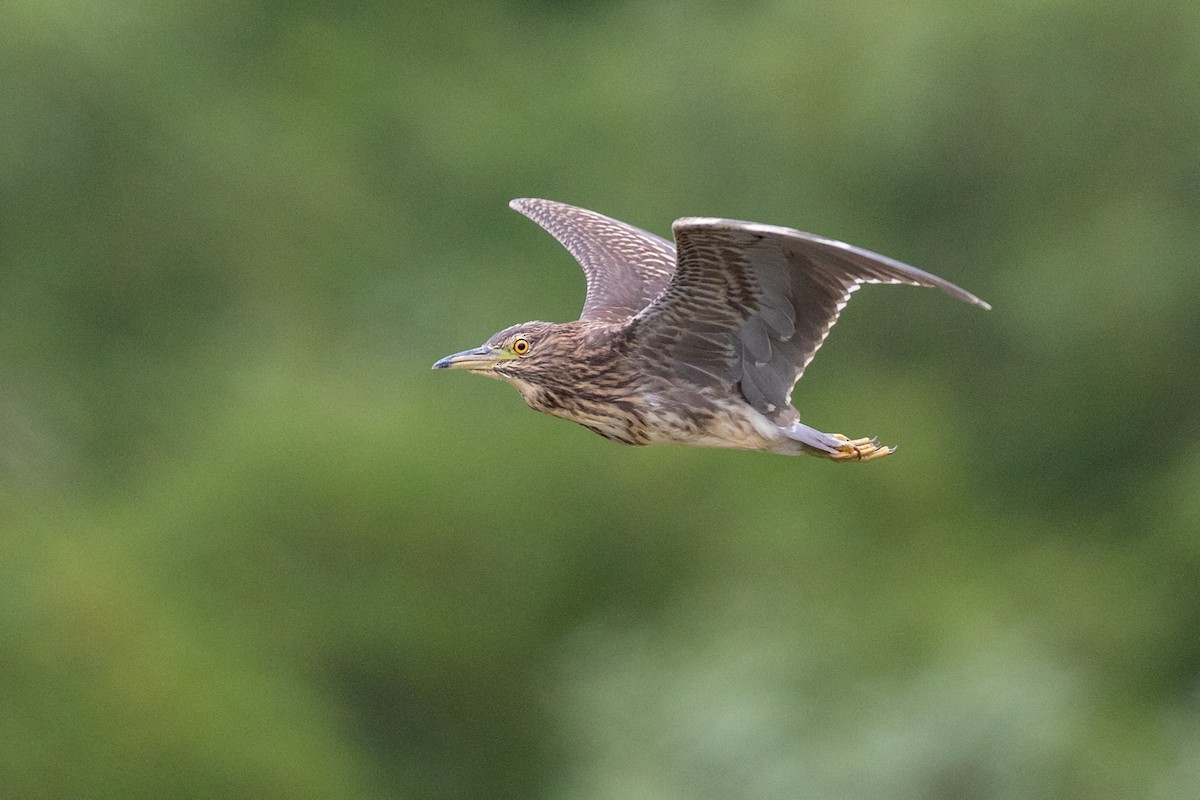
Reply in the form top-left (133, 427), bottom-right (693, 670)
top-left (779, 423), bottom-right (894, 461)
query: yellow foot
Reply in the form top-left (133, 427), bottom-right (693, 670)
top-left (829, 434), bottom-right (894, 462)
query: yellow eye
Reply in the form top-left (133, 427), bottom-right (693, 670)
top-left (512, 337), bottom-right (530, 356)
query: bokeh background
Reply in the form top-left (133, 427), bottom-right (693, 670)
top-left (3, 1), bottom-right (1199, 798)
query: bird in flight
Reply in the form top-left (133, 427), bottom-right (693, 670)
top-left (434, 199), bottom-right (989, 461)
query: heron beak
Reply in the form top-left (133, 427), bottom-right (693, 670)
top-left (432, 346), bottom-right (500, 371)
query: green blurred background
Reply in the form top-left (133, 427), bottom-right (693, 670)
top-left (2, 1), bottom-right (1199, 798)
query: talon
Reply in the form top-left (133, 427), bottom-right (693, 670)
top-left (827, 433), bottom-right (895, 462)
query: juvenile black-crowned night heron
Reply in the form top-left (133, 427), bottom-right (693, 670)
top-left (434, 199), bottom-right (989, 461)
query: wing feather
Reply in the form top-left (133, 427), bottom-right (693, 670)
top-left (509, 199), bottom-right (676, 323)
top-left (629, 218), bottom-right (989, 423)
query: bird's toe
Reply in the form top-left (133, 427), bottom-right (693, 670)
top-left (828, 434), bottom-right (894, 462)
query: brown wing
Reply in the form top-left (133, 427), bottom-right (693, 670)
top-left (510, 199), bottom-right (677, 323)
top-left (628, 218), bottom-right (990, 423)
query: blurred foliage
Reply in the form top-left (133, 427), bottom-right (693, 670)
top-left (1, 0), bottom-right (1199, 798)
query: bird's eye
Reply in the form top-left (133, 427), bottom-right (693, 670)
top-left (512, 337), bottom-right (531, 356)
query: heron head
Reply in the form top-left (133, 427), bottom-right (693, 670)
top-left (432, 321), bottom-right (576, 384)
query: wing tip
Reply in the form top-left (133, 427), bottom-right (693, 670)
top-left (915, 280), bottom-right (992, 311)
top-left (509, 197), bottom-right (540, 212)
top-left (945, 284), bottom-right (991, 311)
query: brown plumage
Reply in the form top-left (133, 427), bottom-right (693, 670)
top-left (433, 199), bottom-right (990, 460)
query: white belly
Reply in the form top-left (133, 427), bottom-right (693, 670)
top-left (634, 391), bottom-right (784, 451)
